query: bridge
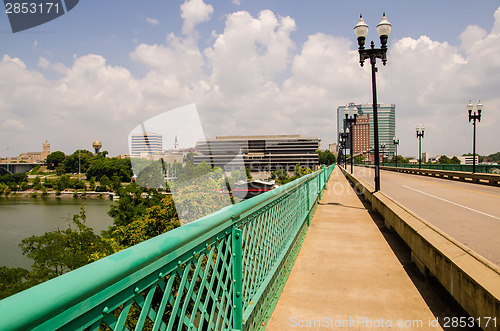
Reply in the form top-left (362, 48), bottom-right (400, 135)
top-left (0, 162), bottom-right (41, 175)
top-left (0, 164), bottom-right (499, 330)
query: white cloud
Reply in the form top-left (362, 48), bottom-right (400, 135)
top-left (146, 17), bottom-right (160, 26)
top-left (180, 0), bottom-right (214, 35)
top-left (232, 0), bottom-right (242, 5)
top-left (1, 119), bottom-right (26, 130)
top-left (1, 5), bottom-right (500, 158)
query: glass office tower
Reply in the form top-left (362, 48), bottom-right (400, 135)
top-left (337, 103), bottom-right (396, 158)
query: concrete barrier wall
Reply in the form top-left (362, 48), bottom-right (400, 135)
top-left (341, 167), bottom-right (500, 331)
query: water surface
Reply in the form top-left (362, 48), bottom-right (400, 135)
top-left (0, 197), bottom-right (114, 268)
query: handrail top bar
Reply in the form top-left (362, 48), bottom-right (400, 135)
top-left (0, 165), bottom-right (333, 330)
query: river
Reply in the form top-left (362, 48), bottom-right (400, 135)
top-left (0, 197), bottom-right (114, 268)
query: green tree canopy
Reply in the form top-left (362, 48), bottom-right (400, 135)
top-left (438, 155), bottom-right (451, 164)
top-left (109, 196), bottom-right (180, 247)
top-left (451, 156), bottom-right (461, 164)
top-left (487, 152), bottom-right (500, 163)
top-left (62, 150), bottom-right (94, 174)
top-left (46, 151), bottom-right (65, 170)
top-left (389, 155), bottom-right (409, 164)
top-left (19, 206), bottom-right (112, 277)
top-left (86, 156), bottom-right (132, 182)
top-left (315, 150), bottom-right (336, 166)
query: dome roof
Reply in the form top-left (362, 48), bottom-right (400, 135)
top-left (92, 140), bottom-right (102, 149)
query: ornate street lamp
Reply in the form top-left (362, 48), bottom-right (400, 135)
top-left (416, 125), bottom-right (425, 169)
top-left (345, 105), bottom-right (358, 174)
top-left (355, 13), bottom-right (391, 192)
top-left (393, 136), bottom-right (400, 168)
top-left (467, 101), bottom-right (483, 173)
top-left (380, 143), bottom-right (386, 164)
top-left (340, 128), bottom-right (349, 168)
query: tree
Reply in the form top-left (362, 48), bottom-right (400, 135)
top-left (86, 156), bottom-right (132, 182)
top-left (20, 206), bottom-right (112, 277)
top-left (271, 169), bottom-right (288, 183)
top-left (107, 184), bottom-right (164, 228)
top-left (389, 155), bottom-right (409, 164)
top-left (451, 156), bottom-right (461, 164)
top-left (135, 160), bottom-right (166, 189)
top-left (46, 151), bottom-right (65, 170)
top-left (0, 267), bottom-right (33, 300)
top-left (438, 155), bottom-right (451, 164)
top-left (55, 174), bottom-right (71, 191)
top-left (245, 167), bottom-right (252, 180)
top-left (183, 152), bottom-right (196, 164)
top-left (62, 150), bottom-right (94, 174)
top-left (487, 152), bottom-right (500, 163)
top-left (354, 155), bottom-right (365, 164)
top-left (108, 196), bottom-right (180, 248)
top-left (315, 150), bottom-right (336, 166)
top-left (55, 163), bottom-right (66, 176)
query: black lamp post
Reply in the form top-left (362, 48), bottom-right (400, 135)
top-left (467, 100), bottom-right (483, 173)
top-left (340, 129), bottom-right (349, 168)
top-left (416, 125), bottom-right (425, 169)
top-left (345, 105), bottom-right (358, 174)
top-left (355, 13), bottom-right (391, 192)
top-left (393, 136), bottom-right (399, 168)
top-left (380, 143), bottom-right (386, 165)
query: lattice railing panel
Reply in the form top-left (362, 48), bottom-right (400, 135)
top-left (0, 165), bottom-right (335, 331)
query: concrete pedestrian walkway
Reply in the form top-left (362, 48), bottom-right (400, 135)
top-left (266, 167), bottom-right (441, 330)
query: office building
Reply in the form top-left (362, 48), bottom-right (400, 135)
top-left (459, 155), bottom-right (478, 165)
top-left (337, 103), bottom-right (396, 158)
top-left (352, 114), bottom-right (370, 160)
top-left (130, 132), bottom-right (163, 158)
top-left (194, 135), bottom-right (320, 172)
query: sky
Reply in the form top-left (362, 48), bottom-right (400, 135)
top-left (1, 0), bottom-right (499, 159)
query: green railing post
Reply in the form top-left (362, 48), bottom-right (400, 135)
top-left (322, 165), bottom-right (326, 190)
top-left (232, 224), bottom-right (243, 331)
top-left (306, 180), bottom-right (311, 226)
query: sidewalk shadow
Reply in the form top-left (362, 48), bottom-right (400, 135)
top-left (318, 202), bottom-right (366, 211)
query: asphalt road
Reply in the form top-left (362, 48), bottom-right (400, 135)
top-left (351, 166), bottom-right (500, 266)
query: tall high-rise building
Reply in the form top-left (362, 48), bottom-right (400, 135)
top-left (130, 132), bottom-right (163, 157)
top-left (352, 114), bottom-right (370, 157)
top-left (337, 103), bottom-right (396, 158)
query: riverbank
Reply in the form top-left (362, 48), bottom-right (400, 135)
top-left (0, 190), bottom-right (117, 200)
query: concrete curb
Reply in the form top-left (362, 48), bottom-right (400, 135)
top-left (340, 167), bottom-right (500, 331)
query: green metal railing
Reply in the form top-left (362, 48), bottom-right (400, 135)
top-left (381, 163), bottom-right (500, 174)
top-left (0, 164), bottom-right (335, 331)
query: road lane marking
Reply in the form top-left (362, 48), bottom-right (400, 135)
top-left (407, 177), bottom-right (500, 199)
top-left (403, 185), bottom-right (500, 221)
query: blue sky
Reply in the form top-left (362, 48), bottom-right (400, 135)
top-left (1, 0), bottom-right (500, 158)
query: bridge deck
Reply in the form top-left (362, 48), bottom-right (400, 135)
top-left (266, 167), bottom-right (441, 330)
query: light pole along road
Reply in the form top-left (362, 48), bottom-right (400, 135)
top-left (352, 166), bottom-right (500, 266)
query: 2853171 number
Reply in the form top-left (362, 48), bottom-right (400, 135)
top-left (441, 317), bottom-right (497, 328)
top-left (5, 2), bottom-right (60, 14)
